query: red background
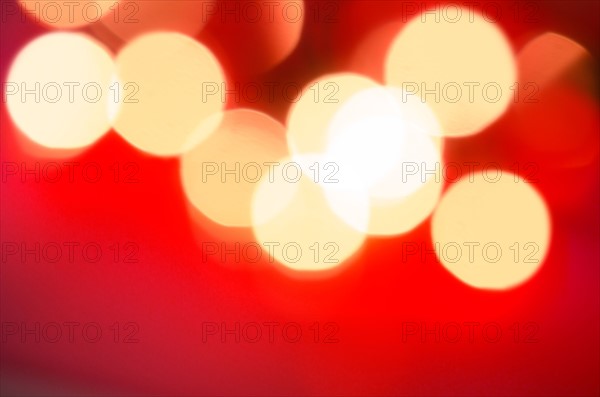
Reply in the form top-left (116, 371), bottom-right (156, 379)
top-left (1, 0), bottom-right (599, 395)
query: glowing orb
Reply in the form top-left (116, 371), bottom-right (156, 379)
top-left (113, 32), bottom-right (225, 156)
top-left (286, 73), bottom-right (378, 155)
top-left (321, 86), bottom-right (445, 236)
top-left (6, 32), bottom-right (114, 149)
top-left (385, 10), bottom-right (516, 137)
top-left (432, 172), bottom-right (551, 290)
top-left (181, 109), bottom-right (288, 227)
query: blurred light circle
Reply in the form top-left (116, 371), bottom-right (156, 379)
top-left (365, 177), bottom-right (444, 236)
top-left (251, 155), bottom-right (368, 272)
top-left (518, 32), bottom-right (590, 90)
top-left (200, 0), bottom-right (304, 75)
top-left (385, 10), bottom-right (516, 137)
top-left (512, 85), bottom-right (600, 169)
top-left (113, 32), bottom-right (225, 156)
top-left (6, 32), bottom-right (114, 149)
top-left (325, 86), bottom-right (441, 196)
top-left (96, 0), bottom-right (215, 43)
top-left (431, 172), bottom-right (551, 290)
top-left (321, 86), bottom-right (444, 236)
top-left (18, 0), bottom-right (116, 29)
top-left (286, 73), bottom-right (378, 155)
top-left (347, 21), bottom-right (404, 82)
top-left (181, 109), bottom-right (288, 228)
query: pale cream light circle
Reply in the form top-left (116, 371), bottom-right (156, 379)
top-left (431, 172), bottom-right (551, 290)
top-left (18, 0), bottom-right (116, 29)
top-left (251, 156), bottom-right (368, 272)
top-left (113, 32), bottom-right (225, 156)
top-left (286, 73), bottom-right (378, 155)
top-left (181, 109), bottom-right (288, 227)
top-left (385, 10), bottom-right (516, 137)
top-left (6, 32), bottom-right (114, 149)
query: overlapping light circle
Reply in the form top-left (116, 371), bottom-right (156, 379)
top-left (181, 109), bottom-right (288, 227)
top-left (5, 4), bottom-right (566, 287)
top-left (366, 178), bottom-right (444, 236)
top-left (325, 86), bottom-right (441, 196)
top-left (251, 155), bottom-right (368, 272)
top-left (286, 73), bottom-right (378, 154)
top-left (318, 86), bottom-right (444, 236)
top-left (113, 32), bottom-right (225, 156)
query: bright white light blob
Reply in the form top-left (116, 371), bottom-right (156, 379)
top-left (6, 32), bottom-right (114, 149)
top-left (432, 172), bottom-right (551, 290)
top-left (286, 73), bottom-right (379, 155)
top-left (325, 86), bottom-right (440, 197)
top-left (319, 86), bottom-right (444, 236)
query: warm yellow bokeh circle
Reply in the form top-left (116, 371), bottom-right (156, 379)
top-left (385, 10), bottom-right (517, 137)
top-left (181, 109), bottom-right (288, 228)
top-left (432, 171), bottom-right (551, 290)
top-left (6, 32), bottom-right (114, 149)
top-left (113, 32), bottom-right (225, 156)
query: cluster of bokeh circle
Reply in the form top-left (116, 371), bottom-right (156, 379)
top-left (8, 0), bottom-right (591, 290)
